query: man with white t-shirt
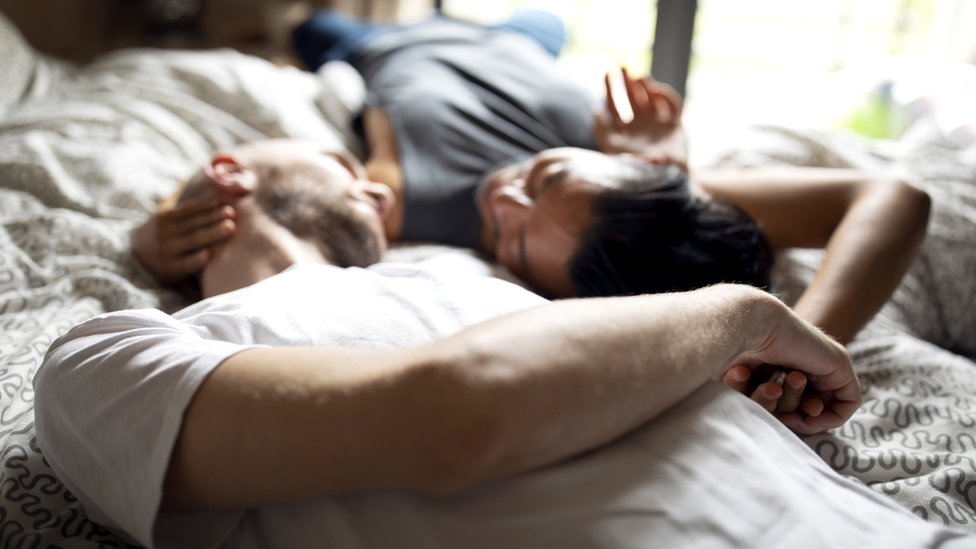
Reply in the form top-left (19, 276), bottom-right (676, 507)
top-left (35, 139), bottom-right (963, 548)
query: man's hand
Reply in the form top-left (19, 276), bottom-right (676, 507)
top-left (723, 303), bottom-right (860, 435)
top-left (131, 191), bottom-right (236, 284)
top-left (593, 67), bottom-right (689, 170)
top-left (721, 366), bottom-right (827, 424)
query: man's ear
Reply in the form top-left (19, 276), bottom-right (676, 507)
top-left (205, 154), bottom-right (257, 198)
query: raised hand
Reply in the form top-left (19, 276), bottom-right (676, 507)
top-left (593, 66), bottom-right (689, 170)
top-left (131, 190), bottom-right (236, 284)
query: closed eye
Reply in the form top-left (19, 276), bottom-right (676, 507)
top-left (539, 169), bottom-right (566, 194)
top-left (527, 163), bottom-right (567, 198)
top-left (322, 150), bottom-right (362, 179)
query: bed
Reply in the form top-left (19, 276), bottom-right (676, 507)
top-left (2, 12), bottom-right (976, 547)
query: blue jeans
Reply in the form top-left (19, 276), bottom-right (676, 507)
top-left (293, 9), bottom-right (567, 71)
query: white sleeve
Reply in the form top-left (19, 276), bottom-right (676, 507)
top-left (34, 308), bottom-right (258, 548)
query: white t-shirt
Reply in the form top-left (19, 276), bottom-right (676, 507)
top-left (34, 261), bottom-right (971, 548)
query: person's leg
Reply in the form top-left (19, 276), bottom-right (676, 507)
top-left (293, 9), bottom-right (386, 71)
top-left (488, 9), bottom-right (567, 57)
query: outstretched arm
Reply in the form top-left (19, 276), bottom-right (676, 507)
top-left (697, 168), bottom-right (930, 343)
top-left (164, 284), bottom-right (855, 511)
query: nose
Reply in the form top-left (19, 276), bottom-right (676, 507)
top-left (351, 180), bottom-right (395, 220)
top-left (490, 185), bottom-right (532, 238)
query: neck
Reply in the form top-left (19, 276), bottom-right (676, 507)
top-left (200, 199), bottom-right (330, 298)
top-left (362, 107), bottom-right (405, 241)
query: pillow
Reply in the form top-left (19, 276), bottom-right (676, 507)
top-left (0, 11), bottom-right (37, 120)
top-left (315, 60), bottom-right (368, 158)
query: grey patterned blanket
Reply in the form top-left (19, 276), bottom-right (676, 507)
top-left (2, 13), bottom-right (975, 546)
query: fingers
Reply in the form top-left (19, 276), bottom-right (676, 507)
top-left (720, 365), bottom-right (751, 394)
top-left (793, 355), bottom-right (859, 430)
top-left (781, 405), bottom-right (851, 435)
top-left (637, 80), bottom-right (670, 124)
top-left (750, 380), bottom-right (783, 412)
top-left (776, 370), bottom-right (807, 413)
top-left (617, 67), bottom-right (683, 126)
top-left (725, 365), bottom-right (842, 433)
top-left (602, 66), bottom-right (682, 127)
top-left (818, 393), bottom-right (860, 428)
top-left (605, 66), bottom-right (655, 126)
top-left (157, 192), bottom-right (216, 215)
top-left (621, 67), bottom-right (651, 118)
top-left (158, 181), bottom-right (189, 210)
top-left (163, 219), bottom-right (236, 255)
top-left (761, 377), bottom-right (853, 435)
top-left (771, 377), bottom-right (859, 434)
top-left (132, 196), bottom-right (236, 284)
top-left (819, 370), bottom-right (862, 424)
top-left (158, 201), bottom-right (236, 253)
top-left (800, 396), bottom-right (824, 417)
top-left (603, 71), bottom-right (625, 128)
top-left (161, 199), bottom-right (235, 230)
top-left (641, 79), bottom-right (683, 122)
top-left (168, 248), bottom-right (212, 277)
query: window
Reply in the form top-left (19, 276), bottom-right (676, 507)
top-left (441, 0), bottom-right (656, 95)
top-left (689, 0), bottom-right (976, 132)
top-left (442, 0), bottom-right (976, 135)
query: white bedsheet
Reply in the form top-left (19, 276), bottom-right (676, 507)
top-left (221, 382), bottom-right (969, 549)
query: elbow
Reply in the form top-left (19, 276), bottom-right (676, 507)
top-left (422, 426), bottom-right (508, 497)
top-left (409, 359), bottom-right (512, 496)
top-left (419, 399), bottom-right (510, 497)
top-left (895, 180), bottom-right (931, 241)
top-left (161, 432), bottom-right (212, 511)
top-left (161, 459), bottom-right (194, 510)
top-left (907, 181), bottom-right (931, 227)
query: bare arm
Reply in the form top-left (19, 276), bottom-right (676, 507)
top-left (164, 284), bottom-right (855, 511)
top-left (697, 168), bottom-right (930, 344)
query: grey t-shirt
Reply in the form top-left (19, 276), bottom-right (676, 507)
top-left (350, 19), bottom-right (598, 249)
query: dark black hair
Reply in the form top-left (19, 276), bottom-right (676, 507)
top-left (569, 161), bottom-right (773, 297)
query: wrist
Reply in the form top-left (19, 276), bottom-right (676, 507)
top-left (705, 284), bottom-right (789, 369)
